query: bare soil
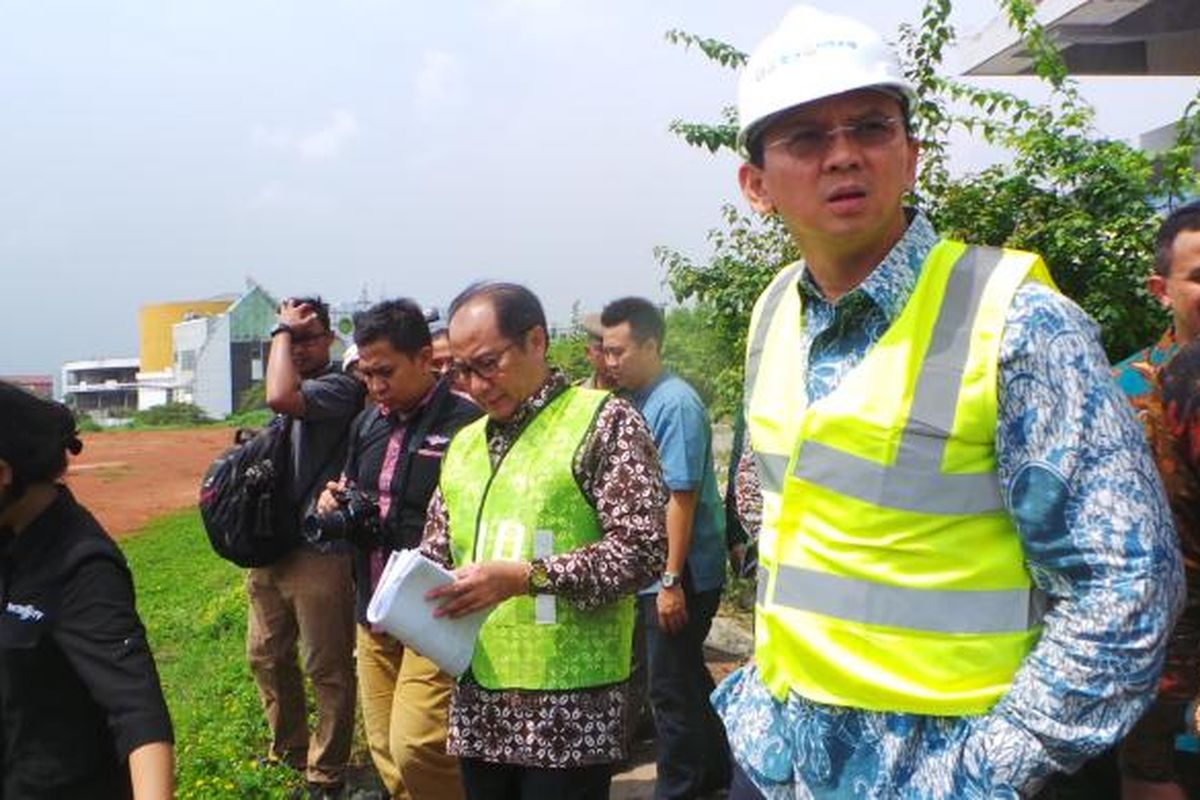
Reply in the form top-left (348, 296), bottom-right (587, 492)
top-left (65, 427), bottom-right (236, 537)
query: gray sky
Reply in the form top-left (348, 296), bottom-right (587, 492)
top-left (1, 0), bottom-right (1195, 377)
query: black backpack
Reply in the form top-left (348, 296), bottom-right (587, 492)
top-left (198, 415), bottom-right (301, 567)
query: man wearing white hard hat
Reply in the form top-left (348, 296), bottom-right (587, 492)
top-left (716, 6), bottom-right (1181, 798)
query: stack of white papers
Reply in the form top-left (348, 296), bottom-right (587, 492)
top-left (365, 549), bottom-right (490, 677)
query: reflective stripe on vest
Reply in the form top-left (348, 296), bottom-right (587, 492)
top-left (745, 240), bottom-right (1056, 715)
top-left (744, 261), bottom-right (804, 497)
top-left (792, 247), bottom-right (1005, 515)
top-left (758, 564), bottom-right (1048, 635)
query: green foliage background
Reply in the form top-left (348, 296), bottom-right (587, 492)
top-left (546, 333), bottom-right (593, 383)
top-left (544, 311), bottom-right (730, 413)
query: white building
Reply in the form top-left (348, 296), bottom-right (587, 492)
top-left (168, 284), bottom-right (278, 420)
top-left (62, 357), bottom-right (140, 417)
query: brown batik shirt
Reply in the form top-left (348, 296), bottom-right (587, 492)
top-left (421, 370), bottom-right (667, 768)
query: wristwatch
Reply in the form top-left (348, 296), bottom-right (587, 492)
top-left (270, 323), bottom-right (293, 338)
top-left (661, 570), bottom-right (680, 589)
top-left (528, 558), bottom-right (551, 594)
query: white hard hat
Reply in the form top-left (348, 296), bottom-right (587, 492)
top-left (342, 343), bottom-right (359, 371)
top-left (737, 5), bottom-right (916, 153)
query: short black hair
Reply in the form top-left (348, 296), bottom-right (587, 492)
top-left (1155, 200), bottom-right (1200, 278)
top-left (0, 381), bottom-right (83, 497)
top-left (352, 298), bottom-right (432, 354)
top-left (292, 296), bottom-right (332, 332)
top-left (601, 296), bottom-right (665, 349)
top-left (448, 282), bottom-right (547, 344)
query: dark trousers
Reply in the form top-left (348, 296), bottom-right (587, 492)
top-left (625, 611), bottom-right (654, 750)
top-left (459, 758), bottom-right (611, 800)
top-left (640, 587), bottom-right (732, 799)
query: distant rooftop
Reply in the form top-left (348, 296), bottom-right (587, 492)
top-left (1, 374), bottom-right (53, 383)
top-left (956, 0), bottom-right (1200, 76)
top-left (63, 357), bottom-right (140, 370)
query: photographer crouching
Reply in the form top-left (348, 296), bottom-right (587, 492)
top-left (313, 299), bottom-right (480, 800)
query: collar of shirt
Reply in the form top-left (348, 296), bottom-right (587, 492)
top-left (1114, 326), bottom-right (1178, 404)
top-left (303, 360), bottom-right (336, 381)
top-left (628, 370), bottom-right (671, 410)
top-left (378, 380), bottom-right (438, 423)
top-left (4, 486), bottom-right (71, 569)
top-left (797, 210), bottom-right (939, 324)
top-left (1150, 327), bottom-right (1179, 366)
top-left (485, 369), bottom-right (570, 460)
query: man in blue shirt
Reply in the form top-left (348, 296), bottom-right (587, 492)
top-left (601, 296), bottom-right (731, 799)
top-left (717, 6), bottom-right (1181, 799)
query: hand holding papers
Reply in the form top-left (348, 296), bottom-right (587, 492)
top-left (366, 549), bottom-right (490, 677)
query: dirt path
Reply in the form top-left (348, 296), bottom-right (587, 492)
top-left (65, 427), bottom-right (235, 537)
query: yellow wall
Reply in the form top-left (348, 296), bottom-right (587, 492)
top-left (139, 300), bottom-right (234, 372)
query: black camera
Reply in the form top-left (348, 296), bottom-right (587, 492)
top-left (241, 459), bottom-right (276, 493)
top-left (302, 486), bottom-right (381, 546)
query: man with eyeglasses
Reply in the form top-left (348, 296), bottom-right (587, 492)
top-left (315, 298), bottom-right (479, 799)
top-left (250, 296), bottom-right (365, 800)
top-left (716, 6), bottom-right (1180, 799)
top-left (420, 281), bottom-right (667, 799)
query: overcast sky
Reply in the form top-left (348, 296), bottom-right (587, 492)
top-left (1, 0), bottom-right (1196, 378)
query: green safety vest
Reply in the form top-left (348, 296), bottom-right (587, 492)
top-left (745, 240), bottom-right (1056, 715)
top-left (441, 386), bottom-right (635, 691)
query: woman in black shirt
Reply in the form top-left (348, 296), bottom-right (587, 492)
top-left (0, 382), bottom-right (174, 799)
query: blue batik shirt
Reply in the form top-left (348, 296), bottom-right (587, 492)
top-left (714, 212), bottom-right (1183, 798)
top-left (631, 371), bottom-right (727, 594)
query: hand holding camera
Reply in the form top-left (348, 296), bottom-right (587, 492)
top-left (304, 481), bottom-right (382, 547)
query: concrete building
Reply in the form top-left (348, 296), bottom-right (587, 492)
top-left (957, 0), bottom-right (1200, 77)
top-left (62, 358), bottom-right (140, 416)
top-left (136, 296), bottom-right (237, 411)
top-left (170, 283), bottom-right (278, 420)
top-left (66, 283), bottom-right (361, 422)
top-left (956, 0), bottom-right (1199, 173)
top-left (139, 297), bottom-right (236, 375)
top-left (1139, 118), bottom-right (1200, 170)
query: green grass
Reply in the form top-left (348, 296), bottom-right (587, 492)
top-left (121, 511), bottom-right (305, 798)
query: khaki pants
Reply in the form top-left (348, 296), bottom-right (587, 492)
top-left (246, 548), bottom-right (356, 786)
top-left (357, 626), bottom-right (464, 800)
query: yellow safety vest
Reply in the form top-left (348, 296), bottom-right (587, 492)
top-left (745, 239), bottom-right (1056, 715)
top-left (442, 387), bottom-right (635, 690)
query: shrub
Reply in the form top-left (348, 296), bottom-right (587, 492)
top-left (132, 403), bottom-right (212, 428)
top-left (237, 381), bottom-right (267, 415)
top-left (547, 333), bottom-right (593, 383)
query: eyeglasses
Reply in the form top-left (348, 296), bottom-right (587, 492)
top-left (764, 116), bottom-right (903, 160)
top-left (450, 341), bottom-right (518, 383)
